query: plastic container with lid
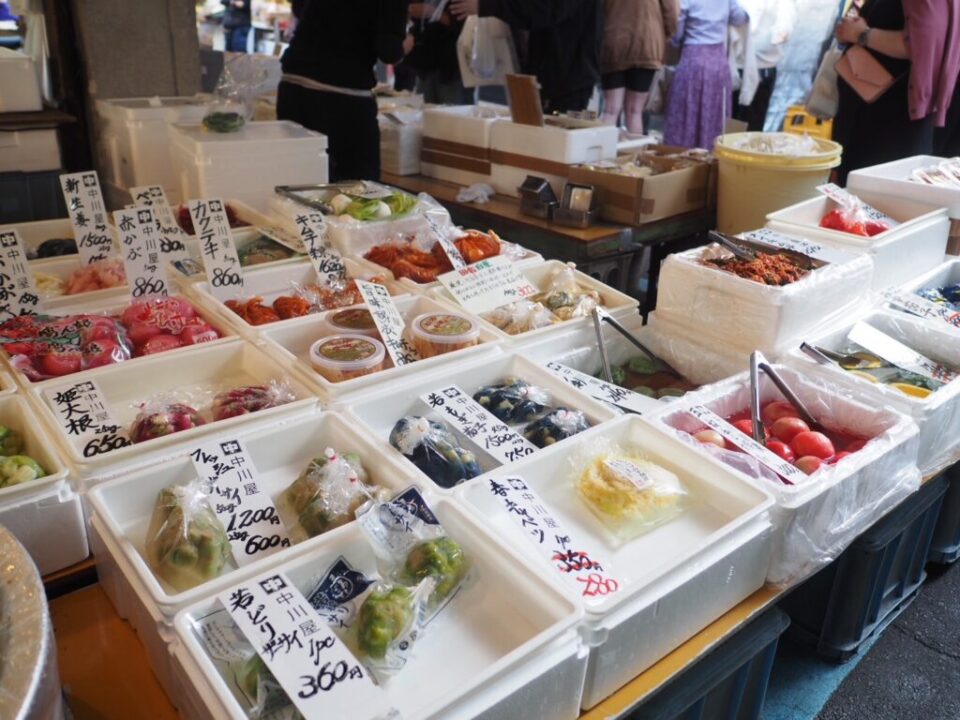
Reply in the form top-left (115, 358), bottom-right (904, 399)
top-left (410, 311), bottom-right (480, 358)
top-left (309, 334), bottom-right (386, 382)
top-left (323, 307), bottom-right (380, 338)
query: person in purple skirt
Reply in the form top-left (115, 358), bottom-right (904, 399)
top-left (664, 0), bottom-right (749, 148)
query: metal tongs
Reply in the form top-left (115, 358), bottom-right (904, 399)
top-left (591, 307), bottom-right (684, 383)
top-left (749, 351), bottom-right (818, 445)
top-left (708, 230), bottom-right (827, 271)
top-left (274, 181), bottom-right (371, 213)
top-left (800, 342), bottom-right (845, 367)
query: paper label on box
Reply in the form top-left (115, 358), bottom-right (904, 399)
top-left (420, 385), bottom-right (537, 465)
top-left (0, 230), bottom-right (40, 320)
top-left (219, 571), bottom-right (391, 720)
top-left (422, 211), bottom-right (465, 270)
top-left (603, 459), bottom-right (653, 491)
top-left (544, 361), bottom-right (650, 414)
top-left (686, 405), bottom-right (807, 484)
top-left (292, 211), bottom-right (346, 285)
top-left (884, 290), bottom-right (960, 330)
top-left (43, 379), bottom-right (132, 458)
top-left (487, 475), bottom-right (621, 599)
top-left (438, 255), bottom-right (538, 314)
top-left (190, 439), bottom-right (291, 565)
top-left (60, 171), bottom-right (116, 265)
top-left (356, 280), bottom-right (419, 365)
top-left (817, 183), bottom-right (899, 227)
top-left (354, 186), bottom-right (394, 200)
top-left (848, 322), bottom-right (958, 385)
top-left (114, 208), bottom-right (170, 299)
top-left (743, 228), bottom-right (855, 265)
top-left (189, 199), bottom-right (245, 301)
top-left (130, 185), bottom-right (193, 268)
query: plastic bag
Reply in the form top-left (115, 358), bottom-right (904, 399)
top-left (205, 54), bottom-right (278, 126)
top-left (523, 408), bottom-right (591, 448)
top-left (473, 378), bottom-right (552, 422)
top-left (120, 296), bottom-right (220, 355)
top-left (211, 381), bottom-right (295, 421)
top-left (130, 401), bottom-right (206, 444)
top-left (64, 256), bottom-right (127, 295)
top-left (572, 439), bottom-right (688, 543)
top-left (389, 416), bottom-right (481, 488)
top-left (482, 300), bottom-right (559, 335)
top-left (819, 193), bottom-right (890, 237)
top-left (469, 16), bottom-right (498, 82)
top-left (145, 482), bottom-right (232, 591)
top-left (534, 266), bottom-right (601, 321)
top-left (456, 183), bottom-right (495, 204)
top-left (277, 448), bottom-right (383, 540)
top-left (806, 41), bottom-right (843, 120)
top-left (457, 16), bottom-right (518, 87)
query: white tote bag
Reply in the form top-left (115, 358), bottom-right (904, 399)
top-left (457, 16), bottom-right (519, 87)
top-left (806, 41), bottom-right (844, 119)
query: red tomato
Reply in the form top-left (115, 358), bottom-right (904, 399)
top-left (790, 431), bottom-right (836, 460)
top-left (694, 429), bottom-right (726, 449)
top-left (795, 455), bottom-right (824, 475)
top-left (125, 320), bottom-right (163, 347)
top-left (733, 419), bottom-right (768, 439)
top-left (41, 350), bottom-right (82, 377)
top-left (761, 401), bottom-right (799, 425)
top-left (771, 417), bottom-right (810, 443)
top-left (767, 440), bottom-right (795, 462)
top-left (83, 339), bottom-right (125, 369)
top-left (140, 334), bottom-right (183, 355)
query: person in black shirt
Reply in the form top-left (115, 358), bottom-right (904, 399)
top-left (222, 0), bottom-right (252, 53)
top-left (278, 0), bottom-right (412, 181)
top-left (450, 0), bottom-right (601, 114)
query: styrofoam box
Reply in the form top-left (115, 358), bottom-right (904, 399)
top-left (784, 309), bottom-right (960, 477)
top-left (0, 48), bottom-right (42, 113)
top-left (766, 190), bottom-right (950, 290)
top-left (655, 365), bottom-right (921, 587)
top-left (0, 129), bottom-right (60, 173)
top-left (86, 410), bottom-right (422, 699)
top-left (490, 164), bottom-right (569, 200)
top-left (459, 415), bottom-right (773, 708)
top-left (30, 255), bottom-right (140, 311)
top-left (95, 96), bottom-right (209, 203)
top-left (258, 294), bottom-right (503, 401)
top-left (32, 339), bottom-right (319, 479)
top-left (420, 160), bottom-right (492, 189)
top-left (423, 105), bottom-right (508, 147)
top-left (431, 260), bottom-right (640, 345)
top-left (653, 243), bottom-right (874, 357)
top-left (346, 352), bottom-right (618, 493)
top-left (185, 257), bottom-right (405, 340)
top-left (3, 218), bottom-right (77, 259)
top-left (0, 394), bottom-right (86, 574)
top-left (171, 497), bottom-right (587, 720)
top-left (7, 292), bottom-right (236, 388)
top-left (847, 155), bottom-right (960, 219)
top-left (888, 257), bottom-right (960, 311)
top-left (170, 121), bottom-right (329, 213)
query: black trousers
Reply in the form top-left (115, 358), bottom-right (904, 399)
top-left (734, 67), bottom-right (777, 132)
top-left (276, 80), bottom-right (380, 182)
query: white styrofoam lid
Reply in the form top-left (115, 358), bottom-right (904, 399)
top-left (171, 120), bottom-right (325, 146)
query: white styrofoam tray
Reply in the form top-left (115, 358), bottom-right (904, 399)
top-left (766, 190), bottom-right (950, 290)
top-left (784, 309), bottom-right (960, 476)
top-left (3, 218), bottom-right (79, 260)
top-left (654, 365), bottom-right (921, 587)
top-left (31, 339), bottom-right (319, 478)
top-left (653, 241), bottom-right (875, 357)
top-left (846, 155), bottom-right (960, 219)
top-left (171, 496), bottom-right (586, 720)
top-left (459, 415), bottom-right (773, 708)
top-left (0, 394), bottom-right (69, 505)
top-left (490, 118), bottom-right (619, 166)
top-left (885, 257), bottom-right (960, 323)
top-left (0, 48), bottom-right (42, 113)
top-left (345, 352), bottom-right (618, 493)
top-left (258, 294), bottom-right (503, 401)
top-left (431, 260), bottom-right (640, 345)
top-left (422, 104), bottom-right (508, 147)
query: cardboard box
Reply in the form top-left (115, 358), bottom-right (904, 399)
top-left (569, 155), bottom-right (710, 226)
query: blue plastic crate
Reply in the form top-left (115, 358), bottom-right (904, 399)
top-left (624, 607), bottom-right (790, 720)
top-left (780, 474), bottom-right (949, 662)
top-left (929, 463), bottom-right (960, 564)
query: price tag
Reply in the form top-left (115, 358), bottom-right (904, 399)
top-left (189, 439), bottom-right (291, 565)
top-left (354, 185), bottom-right (393, 200)
top-left (43, 379), bottom-right (132, 459)
top-left (422, 211), bottom-right (466, 270)
top-left (420, 385), bottom-right (538, 464)
top-left (687, 405), bottom-right (808, 484)
top-left (114, 208), bottom-right (170, 299)
top-left (356, 280), bottom-right (419, 366)
top-left (292, 211), bottom-right (346, 285)
top-left (603, 459), bottom-right (653, 491)
top-left (0, 230), bottom-right (40, 320)
top-left (59, 171), bottom-right (116, 265)
top-left (438, 255), bottom-right (538, 314)
top-left (130, 185), bottom-right (192, 268)
top-left (817, 183), bottom-right (899, 227)
top-left (848, 322), bottom-right (958, 385)
top-left (743, 228), bottom-right (855, 265)
top-left (189, 199), bottom-right (245, 301)
top-left (885, 290), bottom-right (960, 330)
top-left (219, 571), bottom-right (391, 720)
top-left (487, 476), bottom-right (621, 599)
top-left (544, 361), bottom-right (652, 415)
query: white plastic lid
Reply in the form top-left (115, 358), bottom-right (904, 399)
top-left (324, 308), bottom-right (380, 338)
top-left (309, 334), bottom-right (385, 373)
top-left (410, 312), bottom-right (480, 346)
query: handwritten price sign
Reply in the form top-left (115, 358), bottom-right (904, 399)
top-left (189, 199), bottom-right (245, 300)
top-left (43, 380), bottom-right (132, 458)
top-left (438, 255), bottom-right (538, 314)
top-left (114, 208), bottom-right (170, 299)
top-left (60, 171), bottom-right (115, 265)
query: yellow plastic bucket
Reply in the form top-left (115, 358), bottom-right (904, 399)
top-left (715, 132), bottom-right (842, 234)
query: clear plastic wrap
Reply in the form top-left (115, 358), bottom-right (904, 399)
top-left (145, 482), bottom-right (232, 592)
top-left (276, 448), bottom-right (383, 540)
top-left (818, 191), bottom-right (891, 237)
top-left (482, 300), bottom-right (559, 335)
top-left (204, 55), bottom-right (276, 127)
top-left (211, 381), bottom-right (295, 421)
top-left (388, 416), bottom-right (481, 489)
top-left (130, 401), bottom-right (207, 444)
top-left (523, 408), bottom-right (591, 448)
top-left (533, 266), bottom-right (601, 321)
top-left (472, 377), bottom-right (552, 422)
top-left (785, 309), bottom-right (960, 476)
top-left (655, 365), bottom-right (921, 587)
top-left (654, 242), bottom-right (875, 356)
top-left (120, 296), bottom-right (221, 355)
top-left (571, 438), bottom-right (688, 544)
top-left (64, 256), bottom-right (127, 295)
top-left (727, 132), bottom-right (822, 156)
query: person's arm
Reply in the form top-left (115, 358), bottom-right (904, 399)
top-left (661, 0), bottom-right (680, 42)
top-left (835, 15), bottom-right (909, 59)
top-left (377, 0), bottom-right (411, 64)
top-left (671, 0), bottom-right (688, 47)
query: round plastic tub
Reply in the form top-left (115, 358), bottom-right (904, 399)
top-left (715, 132), bottom-right (842, 234)
top-left (309, 334), bottom-right (386, 382)
top-left (409, 311), bottom-right (480, 358)
top-left (323, 307), bottom-right (380, 338)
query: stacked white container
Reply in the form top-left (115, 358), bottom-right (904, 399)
top-left (0, 48), bottom-right (58, 174)
top-left (420, 104), bottom-right (509, 187)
